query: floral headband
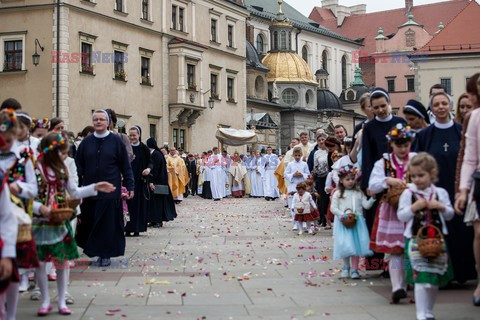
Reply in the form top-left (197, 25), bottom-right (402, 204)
top-left (38, 133), bottom-right (66, 157)
top-left (386, 123), bottom-right (415, 142)
top-left (338, 164), bottom-right (358, 177)
top-left (0, 108), bottom-right (17, 132)
top-left (32, 118), bottom-right (49, 129)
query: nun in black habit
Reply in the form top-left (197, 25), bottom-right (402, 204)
top-left (125, 125), bottom-right (152, 236)
top-left (146, 138), bottom-right (177, 227)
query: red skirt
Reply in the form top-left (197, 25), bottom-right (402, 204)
top-left (295, 213), bottom-right (316, 222)
top-left (326, 192), bottom-right (335, 221)
top-left (311, 209), bottom-right (320, 220)
top-left (16, 238), bottom-right (39, 269)
top-left (369, 201), bottom-right (404, 254)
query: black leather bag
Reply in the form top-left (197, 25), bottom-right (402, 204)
top-left (154, 185), bottom-right (169, 195)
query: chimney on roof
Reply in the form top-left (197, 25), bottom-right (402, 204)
top-left (405, 0), bottom-right (413, 14)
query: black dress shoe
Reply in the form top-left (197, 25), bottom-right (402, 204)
top-left (125, 232), bottom-right (133, 237)
top-left (133, 232), bottom-right (139, 237)
top-left (392, 289), bottom-right (407, 304)
top-left (214, 199), bottom-right (220, 201)
top-left (473, 295), bottom-right (480, 306)
top-left (100, 258), bottom-right (111, 267)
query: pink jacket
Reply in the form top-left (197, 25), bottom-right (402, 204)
top-left (460, 108), bottom-right (480, 190)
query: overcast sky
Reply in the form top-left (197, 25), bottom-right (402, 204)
top-left (293, 0), bottom-right (452, 17)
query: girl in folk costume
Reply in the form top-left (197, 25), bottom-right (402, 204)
top-left (305, 179), bottom-right (320, 231)
top-left (0, 146), bottom-right (18, 320)
top-left (33, 132), bottom-right (115, 316)
top-left (331, 165), bottom-right (375, 279)
top-left (0, 110), bottom-right (39, 320)
top-left (368, 123), bottom-right (416, 304)
top-left (0, 111), bottom-right (21, 319)
top-left (30, 118), bottom-right (49, 140)
top-left (284, 147), bottom-right (310, 231)
top-left (398, 153), bottom-right (454, 320)
top-left (291, 182), bottom-right (317, 235)
top-left (16, 111), bottom-right (40, 155)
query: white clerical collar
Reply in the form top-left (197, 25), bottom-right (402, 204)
top-left (434, 119), bottom-right (454, 129)
top-left (375, 114), bottom-right (393, 122)
top-left (94, 130), bottom-right (110, 138)
top-left (131, 142), bottom-right (140, 147)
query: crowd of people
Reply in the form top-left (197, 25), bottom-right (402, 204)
top-left (0, 73), bottom-right (479, 320)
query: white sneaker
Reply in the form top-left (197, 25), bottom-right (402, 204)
top-left (340, 269), bottom-right (350, 278)
top-left (351, 270), bottom-right (360, 279)
top-left (18, 274), bottom-right (29, 292)
top-left (308, 228), bottom-right (314, 234)
top-left (292, 225), bottom-right (298, 231)
top-left (298, 232), bottom-right (304, 236)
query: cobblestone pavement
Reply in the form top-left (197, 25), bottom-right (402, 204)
top-left (17, 196), bottom-right (478, 319)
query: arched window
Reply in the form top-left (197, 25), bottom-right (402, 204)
top-left (302, 46), bottom-right (308, 63)
top-left (273, 31), bottom-right (278, 50)
top-left (281, 31), bottom-right (287, 50)
top-left (322, 50), bottom-right (328, 71)
top-left (256, 34), bottom-right (264, 54)
top-left (341, 55), bottom-right (347, 90)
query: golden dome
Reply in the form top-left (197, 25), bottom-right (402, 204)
top-left (262, 52), bottom-right (317, 85)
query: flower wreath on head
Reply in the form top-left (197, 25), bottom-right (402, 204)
top-left (338, 164), bottom-right (358, 177)
top-left (386, 123), bottom-right (415, 142)
top-left (38, 133), bottom-right (66, 158)
top-left (31, 118), bottom-right (49, 130)
top-left (0, 108), bottom-right (17, 132)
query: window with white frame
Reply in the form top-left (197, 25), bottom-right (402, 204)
top-left (1, 34), bottom-right (25, 72)
top-left (115, 0), bottom-right (126, 13)
top-left (227, 24), bottom-right (234, 47)
top-left (187, 63), bottom-right (196, 89)
top-left (140, 48), bottom-right (153, 85)
top-left (211, 19), bottom-right (217, 42)
top-left (141, 0), bottom-right (151, 20)
top-left (441, 78), bottom-right (452, 95)
top-left (171, 4), bottom-right (186, 32)
top-left (211, 73), bottom-right (219, 99)
top-left (80, 32), bottom-right (96, 74)
top-left (227, 77), bottom-right (235, 102)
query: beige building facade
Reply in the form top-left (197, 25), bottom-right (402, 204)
top-left (0, 0), bottom-right (249, 153)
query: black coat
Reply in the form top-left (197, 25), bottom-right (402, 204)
top-left (148, 150), bottom-right (177, 223)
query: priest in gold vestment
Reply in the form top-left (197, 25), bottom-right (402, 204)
top-left (167, 147), bottom-right (190, 203)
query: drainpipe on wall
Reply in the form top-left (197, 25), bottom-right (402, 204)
top-left (295, 29), bottom-right (301, 53)
top-left (56, 0), bottom-right (60, 118)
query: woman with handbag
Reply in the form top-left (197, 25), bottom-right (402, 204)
top-left (414, 92), bottom-right (477, 284)
top-left (398, 153), bottom-right (454, 320)
top-left (455, 74), bottom-right (480, 306)
top-left (368, 123), bottom-right (416, 303)
top-left (146, 138), bottom-right (177, 227)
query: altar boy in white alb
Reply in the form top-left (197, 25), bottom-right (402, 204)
top-left (208, 147), bottom-right (226, 201)
top-left (263, 147), bottom-right (280, 201)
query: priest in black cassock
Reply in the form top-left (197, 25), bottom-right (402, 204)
top-left (414, 92), bottom-right (477, 283)
top-left (125, 126), bottom-right (152, 236)
top-left (146, 138), bottom-right (177, 227)
top-left (75, 110), bottom-right (134, 267)
top-left (361, 88), bottom-right (406, 272)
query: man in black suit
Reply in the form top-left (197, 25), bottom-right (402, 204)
top-left (187, 153), bottom-right (198, 196)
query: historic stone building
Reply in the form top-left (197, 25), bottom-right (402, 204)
top-left (0, 0), bottom-right (249, 153)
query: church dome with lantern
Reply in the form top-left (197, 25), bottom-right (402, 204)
top-left (262, 52), bottom-right (317, 84)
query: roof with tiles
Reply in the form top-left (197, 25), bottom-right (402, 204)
top-left (309, 0), bottom-right (470, 56)
top-left (245, 0), bottom-right (360, 46)
top-left (416, 0), bottom-right (480, 55)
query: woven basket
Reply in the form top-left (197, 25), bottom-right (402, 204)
top-left (50, 207), bottom-right (74, 224)
top-left (67, 198), bottom-right (81, 210)
top-left (17, 224), bottom-right (32, 243)
top-left (296, 208), bottom-right (304, 214)
top-left (385, 185), bottom-right (406, 209)
top-left (416, 225), bottom-right (444, 259)
top-left (341, 213), bottom-right (357, 228)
